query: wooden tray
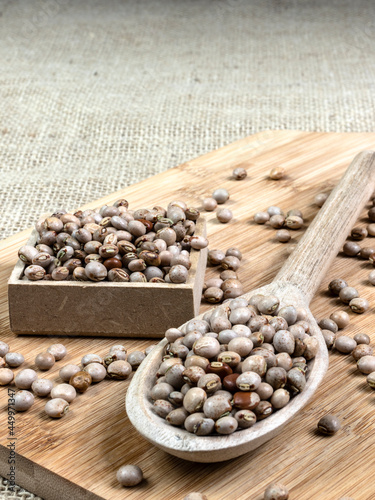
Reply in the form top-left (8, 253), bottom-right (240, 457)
top-left (8, 219), bottom-right (207, 338)
top-left (1, 130), bottom-right (375, 500)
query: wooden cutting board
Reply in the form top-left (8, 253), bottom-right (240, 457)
top-left (1, 130), bottom-right (375, 500)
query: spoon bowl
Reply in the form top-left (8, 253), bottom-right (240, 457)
top-left (126, 151), bottom-right (375, 462)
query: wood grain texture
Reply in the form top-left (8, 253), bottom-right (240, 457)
top-left (1, 130), bottom-right (375, 500)
top-left (126, 151), bottom-right (375, 462)
top-left (8, 220), bottom-right (207, 337)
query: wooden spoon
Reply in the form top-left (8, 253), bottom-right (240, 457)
top-left (126, 150), bottom-right (375, 463)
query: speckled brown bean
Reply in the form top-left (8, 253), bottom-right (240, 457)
top-left (182, 366), bottom-right (206, 385)
top-left (183, 387), bottom-right (207, 413)
top-left (275, 353), bottom-right (293, 371)
top-left (369, 207), bottom-right (375, 221)
top-left (169, 265), bottom-right (189, 283)
top-left (328, 278), bottom-right (348, 296)
top-left (127, 351), bottom-right (146, 370)
top-left (322, 330), bottom-right (336, 349)
top-left (166, 407), bottom-right (189, 426)
top-left (265, 367), bottom-right (287, 389)
top-left (270, 388), bottom-right (290, 409)
top-left (258, 295), bottom-right (280, 315)
top-left (357, 355), bottom-right (375, 374)
top-left (303, 337), bottom-right (319, 360)
top-left (212, 188), bottom-right (229, 204)
top-left (107, 360), bottom-right (132, 380)
top-left (351, 226), bottom-right (368, 240)
top-left (234, 409), bottom-right (257, 429)
top-left (0, 368), bottom-right (14, 386)
top-left (318, 318), bottom-right (338, 333)
top-left (267, 206), bottom-right (283, 217)
top-left (335, 336), bottom-right (357, 354)
top-left (369, 270), bottom-right (375, 285)
top-left (241, 356), bottom-right (267, 377)
top-left (220, 270), bottom-right (238, 280)
top-left (232, 391), bottom-right (260, 410)
top-left (84, 363), bottom-right (107, 382)
top-left (285, 216), bottom-right (303, 230)
top-left (0, 341), bottom-right (9, 357)
top-left (256, 382), bottom-right (274, 400)
top-left (192, 415), bottom-right (216, 436)
top-left (157, 357), bottom-right (183, 377)
top-left (59, 364), bottom-right (81, 382)
top-left (207, 249), bottom-right (226, 266)
top-left (253, 212), bottom-right (270, 224)
top-left (14, 369), bottom-right (38, 390)
top-left (51, 383), bottom-right (77, 403)
top-left (193, 337), bottom-right (221, 358)
top-left (85, 261), bottom-right (108, 281)
top-left (314, 192), bottom-right (329, 207)
top-left (18, 245), bottom-right (39, 264)
top-left (366, 372), bottom-right (375, 389)
top-left (153, 399), bottom-right (176, 419)
top-left (151, 382), bottom-right (174, 401)
top-left (202, 198), bottom-right (218, 211)
top-left (317, 414), bottom-right (341, 435)
top-left (339, 287), bottom-right (359, 304)
top-left (221, 279), bottom-right (244, 299)
top-left (73, 267), bottom-right (90, 281)
top-left (184, 412), bottom-right (205, 432)
top-left (278, 305), bottom-right (297, 326)
top-left (210, 316), bottom-right (232, 335)
top-left (69, 371), bottom-right (92, 392)
top-left (273, 330), bottom-right (295, 354)
top-left (254, 400), bottom-right (273, 420)
top-left (14, 391), bottom-right (34, 411)
top-left (329, 311), bottom-right (350, 330)
top-left (81, 353), bottom-right (103, 367)
top-left (359, 247), bottom-right (375, 260)
top-left (288, 324), bottom-right (305, 340)
top-left (203, 395), bottom-right (232, 419)
top-left (236, 371), bottom-right (261, 391)
top-left (31, 379), bottom-right (53, 397)
top-left (269, 215), bottom-right (285, 229)
top-left (190, 235), bottom-right (209, 250)
top-left (221, 256), bottom-right (241, 271)
top-left (353, 333), bottom-right (370, 345)
top-left (349, 297), bottom-right (369, 314)
top-left (186, 319), bottom-right (210, 334)
top-left (343, 241), bottom-right (361, 256)
top-left (5, 352), bottom-right (24, 368)
top-left (35, 352), bottom-right (55, 370)
top-left (47, 344), bottom-right (67, 361)
top-left (264, 482), bottom-right (289, 500)
top-left (204, 287), bottom-right (224, 303)
top-left (215, 415), bottom-right (238, 434)
top-left (233, 167), bottom-right (247, 180)
top-left (352, 344), bottom-right (373, 361)
top-left (204, 278), bottom-right (224, 291)
top-left (24, 265), bottom-right (46, 281)
top-left (44, 397), bottom-right (69, 418)
top-left (227, 337), bottom-right (253, 357)
top-left (269, 166), bottom-right (286, 180)
top-left (229, 307), bottom-right (251, 325)
top-left (286, 368), bottom-right (306, 394)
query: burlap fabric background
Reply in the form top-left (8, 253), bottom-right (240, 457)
top-left (0, 0), bottom-right (374, 497)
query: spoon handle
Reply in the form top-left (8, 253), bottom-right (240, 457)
top-left (275, 150), bottom-right (375, 303)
